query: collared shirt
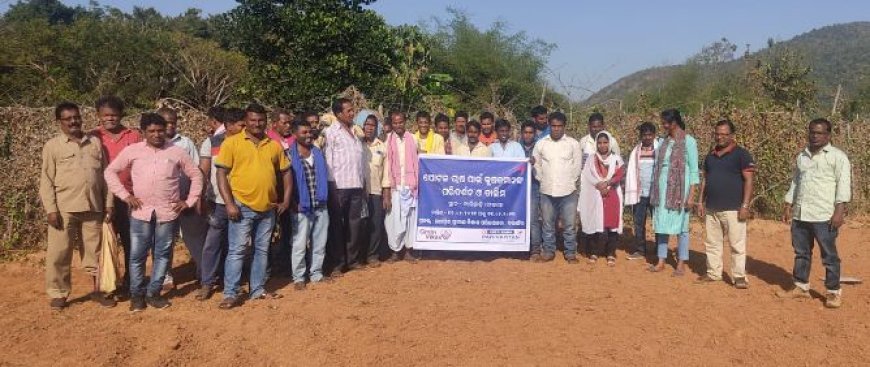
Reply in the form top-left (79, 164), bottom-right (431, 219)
top-left (39, 133), bottom-right (113, 214)
top-left (215, 133), bottom-right (290, 212)
top-left (382, 133), bottom-right (414, 188)
top-left (364, 138), bottom-right (386, 195)
top-left (91, 126), bottom-right (141, 192)
top-left (580, 133), bottom-right (620, 168)
top-left (169, 134), bottom-right (200, 200)
top-left (785, 144), bottom-right (851, 222)
top-left (323, 122), bottom-right (365, 189)
top-left (491, 140), bottom-right (526, 158)
top-left (478, 131), bottom-right (497, 146)
top-left (266, 129), bottom-right (295, 150)
top-left (703, 144), bottom-right (755, 211)
top-left (535, 125), bottom-right (551, 141)
top-left (105, 142), bottom-right (203, 222)
top-left (449, 131), bottom-right (467, 151)
top-left (453, 142), bottom-right (492, 157)
top-left (413, 131), bottom-right (446, 155)
top-left (199, 134), bottom-right (228, 204)
top-left (533, 135), bottom-right (583, 197)
top-left (214, 124), bottom-right (226, 136)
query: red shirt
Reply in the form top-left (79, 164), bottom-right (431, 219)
top-left (91, 127), bottom-right (141, 193)
top-left (479, 132), bottom-right (497, 146)
top-left (596, 158), bottom-right (626, 230)
top-left (266, 129), bottom-right (295, 150)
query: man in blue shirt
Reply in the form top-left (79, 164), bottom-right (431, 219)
top-left (490, 119), bottom-right (525, 158)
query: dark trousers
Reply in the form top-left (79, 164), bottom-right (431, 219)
top-left (201, 203), bottom-right (229, 287)
top-left (632, 196), bottom-right (652, 254)
top-left (365, 194), bottom-right (387, 261)
top-left (325, 183), bottom-right (365, 272)
top-left (586, 231), bottom-right (619, 258)
top-left (791, 220), bottom-right (841, 291)
top-left (112, 198), bottom-right (132, 288)
top-left (271, 209), bottom-right (293, 275)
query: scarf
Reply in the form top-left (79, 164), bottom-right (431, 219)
top-left (387, 131), bottom-right (419, 196)
top-left (289, 143), bottom-right (328, 214)
top-left (415, 130), bottom-right (435, 153)
top-left (625, 138), bottom-right (661, 205)
top-left (579, 131), bottom-right (624, 234)
top-left (650, 129), bottom-right (687, 210)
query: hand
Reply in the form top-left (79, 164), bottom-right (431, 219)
top-left (276, 201), bottom-right (290, 215)
top-left (226, 202), bottom-right (241, 221)
top-left (528, 157), bottom-right (536, 165)
top-left (782, 204), bottom-right (792, 224)
top-left (47, 212), bottom-right (62, 230)
top-left (830, 211), bottom-right (845, 230)
top-left (104, 207), bottom-right (114, 223)
top-left (195, 200), bottom-right (205, 216)
top-left (738, 207), bottom-right (750, 222)
top-left (172, 201), bottom-right (189, 214)
top-left (382, 193), bottom-right (392, 212)
top-left (124, 196), bottom-right (143, 210)
top-left (595, 181), bottom-right (608, 191)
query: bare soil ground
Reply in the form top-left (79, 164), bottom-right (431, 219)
top-left (1, 219), bottom-right (868, 366)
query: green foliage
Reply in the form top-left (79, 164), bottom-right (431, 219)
top-left (749, 41), bottom-right (816, 111)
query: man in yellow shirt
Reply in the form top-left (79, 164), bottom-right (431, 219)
top-left (215, 103), bottom-right (292, 309)
top-left (413, 111), bottom-right (445, 155)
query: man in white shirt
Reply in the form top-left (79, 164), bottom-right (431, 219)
top-left (532, 112), bottom-right (582, 263)
top-left (382, 111), bottom-right (420, 262)
top-left (579, 113), bottom-right (620, 167)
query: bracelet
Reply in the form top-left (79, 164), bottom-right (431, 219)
top-left (741, 203), bottom-right (750, 209)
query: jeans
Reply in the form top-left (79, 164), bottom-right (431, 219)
top-left (128, 214), bottom-right (177, 298)
top-left (325, 183), bottom-right (365, 272)
top-left (223, 203), bottom-right (275, 299)
top-left (540, 191), bottom-right (578, 257)
top-left (366, 194), bottom-right (387, 261)
top-left (656, 232), bottom-right (689, 261)
top-left (291, 207), bottom-right (329, 283)
top-left (791, 220), bottom-right (841, 293)
top-left (201, 203), bottom-right (228, 287)
top-left (632, 196), bottom-right (652, 253)
top-left (529, 182), bottom-right (543, 253)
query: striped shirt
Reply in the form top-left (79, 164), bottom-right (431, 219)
top-left (323, 122), bottom-right (364, 189)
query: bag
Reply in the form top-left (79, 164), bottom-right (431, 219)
top-left (97, 222), bottom-right (122, 294)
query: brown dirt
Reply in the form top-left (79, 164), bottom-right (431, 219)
top-left (1, 219), bottom-right (868, 366)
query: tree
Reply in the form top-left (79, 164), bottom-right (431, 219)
top-left (689, 38), bottom-right (738, 65)
top-left (160, 34), bottom-right (249, 108)
top-left (749, 40), bottom-right (816, 110)
top-left (221, 0), bottom-right (394, 108)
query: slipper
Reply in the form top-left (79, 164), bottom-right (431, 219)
top-left (253, 292), bottom-right (284, 300)
top-left (219, 297), bottom-right (238, 310)
top-left (587, 255), bottom-right (598, 264)
top-left (647, 265), bottom-right (663, 273)
top-left (606, 257), bottom-right (616, 267)
top-left (672, 269), bottom-right (685, 277)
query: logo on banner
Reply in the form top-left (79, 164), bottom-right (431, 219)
top-left (418, 228), bottom-right (453, 241)
top-left (481, 229), bottom-right (523, 241)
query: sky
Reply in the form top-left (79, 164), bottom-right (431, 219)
top-left (3, 0), bottom-right (869, 100)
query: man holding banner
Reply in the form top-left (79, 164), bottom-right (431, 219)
top-left (383, 111), bottom-right (420, 262)
top-left (532, 112), bottom-right (583, 263)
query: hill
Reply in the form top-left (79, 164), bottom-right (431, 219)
top-left (585, 22), bottom-right (870, 107)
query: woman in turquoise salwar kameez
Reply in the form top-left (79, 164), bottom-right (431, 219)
top-left (648, 109), bottom-right (699, 276)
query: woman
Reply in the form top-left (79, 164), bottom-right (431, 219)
top-left (649, 109), bottom-right (699, 276)
top-left (579, 131), bottom-right (625, 267)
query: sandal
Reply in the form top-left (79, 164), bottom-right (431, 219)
top-left (606, 257), bottom-right (616, 267)
top-left (219, 297), bottom-right (238, 310)
top-left (587, 255), bottom-right (598, 264)
top-left (253, 292), bottom-right (284, 300)
top-left (671, 269), bottom-right (685, 277)
top-left (647, 264), bottom-right (664, 273)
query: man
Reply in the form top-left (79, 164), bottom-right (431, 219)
top-left (530, 105), bottom-right (550, 141)
top-left (532, 112), bottom-right (582, 263)
top-left (625, 122), bottom-right (661, 260)
top-left (450, 111), bottom-right (469, 150)
top-left (40, 102), bottom-right (116, 310)
top-left (307, 112), bottom-right (326, 149)
top-left (267, 108), bottom-right (295, 150)
top-left (434, 113), bottom-right (452, 155)
top-left (287, 120), bottom-right (330, 289)
top-left (413, 111), bottom-right (445, 154)
top-left (490, 119), bottom-right (525, 158)
top-left (195, 108), bottom-right (246, 300)
top-left (362, 115), bottom-right (387, 267)
top-left (215, 104), bottom-right (292, 309)
top-left (779, 118), bottom-right (851, 309)
top-left (204, 106), bottom-right (225, 137)
top-left (323, 98), bottom-right (366, 275)
top-left (520, 121), bottom-right (543, 260)
top-left (696, 120), bottom-right (755, 289)
top-left (378, 117), bottom-right (393, 143)
top-left (579, 113), bottom-right (620, 167)
top-left (382, 111), bottom-right (420, 262)
top-left (478, 111), bottom-right (497, 146)
top-left (90, 96), bottom-right (140, 294)
top-left (453, 121), bottom-right (492, 157)
top-left (158, 107), bottom-right (207, 292)
top-left (105, 113), bottom-right (203, 312)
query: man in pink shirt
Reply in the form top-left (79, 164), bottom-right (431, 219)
top-left (105, 113), bottom-right (203, 312)
top-left (90, 96), bottom-right (140, 293)
top-left (266, 108), bottom-right (295, 150)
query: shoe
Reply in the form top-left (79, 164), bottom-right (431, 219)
top-left (824, 293), bottom-right (842, 309)
top-left (294, 282), bottom-right (306, 291)
top-left (387, 252), bottom-right (400, 263)
top-left (626, 251), bottom-right (646, 260)
top-left (219, 297), bottom-right (239, 310)
top-left (540, 252), bottom-right (556, 262)
top-left (776, 287), bottom-right (811, 299)
top-left (404, 250), bottom-right (418, 263)
top-left (367, 258), bottom-right (382, 268)
top-left (565, 256), bottom-right (580, 264)
top-left (145, 295), bottom-right (171, 309)
top-left (129, 296), bottom-right (147, 312)
top-left (162, 274), bottom-right (176, 293)
top-left (694, 275), bottom-right (719, 284)
top-left (733, 278), bottom-right (749, 289)
top-left (529, 253), bottom-right (542, 262)
top-left (195, 285), bottom-right (214, 301)
top-left (90, 292), bottom-right (117, 308)
top-left (50, 297), bottom-right (67, 310)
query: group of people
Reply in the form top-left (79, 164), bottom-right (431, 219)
top-left (39, 96), bottom-right (853, 312)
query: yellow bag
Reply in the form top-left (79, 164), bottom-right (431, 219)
top-left (97, 222), bottom-right (121, 294)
